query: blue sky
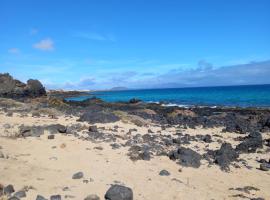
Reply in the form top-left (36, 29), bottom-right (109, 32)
top-left (0, 0), bottom-right (270, 89)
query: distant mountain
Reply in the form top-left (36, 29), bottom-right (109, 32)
top-left (110, 87), bottom-right (129, 91)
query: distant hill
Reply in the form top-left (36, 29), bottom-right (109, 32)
top-left (110, 87), bottom-right (129, 91)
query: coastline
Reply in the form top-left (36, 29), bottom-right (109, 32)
top-left (0, 95), bottom-right (270, 199)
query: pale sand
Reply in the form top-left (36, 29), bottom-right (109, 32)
top-left (0, 113), bottom-right (270, 200)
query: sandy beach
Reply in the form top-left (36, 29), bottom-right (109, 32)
top-left (1, 111), bottom-right (270, 200)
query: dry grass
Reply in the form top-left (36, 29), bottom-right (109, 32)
top-left (0, 98), bottom-right (25, 108)
top-left (113, 110), bottom-right (150, 126)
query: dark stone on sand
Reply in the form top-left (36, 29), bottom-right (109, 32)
top-left (50, 195), bottom-right (61, 200)
top-left (105, 184), bottom-right (133, 200)
top-left (48, 135), bottom-right (55, 140)
top-left (259, 163), bottom-right (270, 171)
top-left (4, 184), bottom-right (15, 195)
top-left (36, 195), bottom-right (47, 200)
top-left (202, 134), bottom-right (212, 143)
top-left (168, 147), bottom-right (201, 168)
top-left (72, 171), bottom-right (84, 179)
top-left (214, 143), bottom-right (239, 171)
top-left (89, 125), bottom-right (98, 132)
top-left (47, 124), bottom-right (66, 134)
top-left (0, 151), bottom-right (4, 158)
top-left (159, 170), bottom-right (170, 176)
top-left (236, 132), bottom-right (263, 153)
top-left (84, 194), bottom-right (100, 200)
top-left (8, 197), bottom-right (20, 200)
top-left (14, 190), bottom-right (26, 198)
top-left (139, 150), bottom-right (151, 161)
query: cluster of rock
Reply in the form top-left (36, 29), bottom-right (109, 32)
top-left (0, 183), bottom-right (133, 200)
top-left (0, 73), bottom-right (46, 98)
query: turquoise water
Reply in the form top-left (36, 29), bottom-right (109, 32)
top-left (66, 85), bottom-right (270, 108)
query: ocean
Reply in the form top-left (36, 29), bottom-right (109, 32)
top-left (66, 84), bottom-right (270, 108)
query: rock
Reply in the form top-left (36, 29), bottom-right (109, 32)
top-left (0, 73), bottom-right (46, 98)
top-left (139, 150), bottom-right (151, 161)
top-left (19, 126), bottom-right (44, 137)
top-left (8, 197), bottom-right (20, 200)
top-left (168, 147), bottom-right (201, 168)
top-left (147, 129), bottom-right (154, 133)
top-left (84, 194), bottom-right (100, 200)
top-left (46, 124), bottom-right (66, 134)
top-left (105, 184), bottom-right (133, 200)
top-left (72, 171), bottom-right (84, 179)
top-left (25, 79), bottom-right (46, 97)
top-left (89, 126), bottom-right (98, 132)
top-left (236, 132), bottom-right (263, 153)
top-left (129, 98), bottom-right (141, 104)
top-left (203, 134), bottom-right (212, 143)
top-left (50, 195), bottom-right (61, 200)
top-left (259, 163), bottom-right (270, 171)
top-left (0, 151), bottom-right (4, 158)
top-left (4, 184), bottom-right (15, 195)
top-left (159, 170), bottom-right (170, 176)
top-left (48, 135), bottom-right (55, 140)
top-left (14, 190), bottom-right (26, 198)
top-left (214, 143), bottom-right (239, 171)
top-left (36, 195), bottom-right (47, 200)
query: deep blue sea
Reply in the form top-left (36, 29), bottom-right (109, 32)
top-left (66, 85), bottom-right (270, 108)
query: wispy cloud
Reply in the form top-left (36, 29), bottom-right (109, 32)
top-left (30, 28), bottom-right (38, 35)
top-left (33, 38), bottom-right (54, 51)
top-left (8, 48), bottom-right (20, 54)
top-left (73, 31), bottom-right (116, 42)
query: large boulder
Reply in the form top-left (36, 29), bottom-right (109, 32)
top-left (0, 73), bottom-right (46, 98)
top-left (236, 132), bottom-right (263, 153)
top-left (214, 143), bottom-right (239, 171)
top-left (25, 79), bottom-right (46, 97)
top-left (168, 147), bottom-right (202, 168)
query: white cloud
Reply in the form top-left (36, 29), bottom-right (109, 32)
top-left (73, 31), bottom-right (116, 42)
top-left (33, 38), bottom-right (54, 51)
top-left (8, 48), bottom-right (20, 54)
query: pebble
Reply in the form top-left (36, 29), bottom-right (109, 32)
top-left (84, 194), bottom-right (100, 200)
top-left (72, 171), bottom-right (84, 179)
top-left (159, 170), bottom-right (170, 176)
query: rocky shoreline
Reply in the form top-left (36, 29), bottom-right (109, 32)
top-left (0, 74), bottom-right (270, 200)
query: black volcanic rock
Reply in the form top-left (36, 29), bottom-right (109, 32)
top-left (105, 184), bottom-right (133, 200)
top-left (169, 147), bottom-right (202, 168)
top-left (0, 73), bottom-right (46, 98)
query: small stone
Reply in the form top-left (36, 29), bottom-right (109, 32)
top-left (84, 194), bottom-right (100, 200)
top-left (72, 171), bottom-right (84, 179)
top-left (36, 195), bottom-right (47, 200)
top-left (89, 126), bottom-right (98, 132)
top-left (0, 151), bottom-right (4, 158)
top-left (48, 135), bottom-right (55, 140)
top-left (4, 184), bottom-right (15, 195)
top-left (259, 163), bottom-right (270, 171)
top-left (14, 190), bottom-right (27, 198)
top-left (62, 187), bottom-right (70, 191)
top-left (50, 195), bottom-right (61, 200)
top-left (159, 170), bottom-right (170, 176)
top-left (105, 184), bottom-right (133, 200)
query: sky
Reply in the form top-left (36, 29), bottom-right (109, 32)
top-left (0, 0), bottom-right (270, 90)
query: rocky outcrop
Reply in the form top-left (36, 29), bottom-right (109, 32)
top-left (0, 73), bottom-right (46, 98)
